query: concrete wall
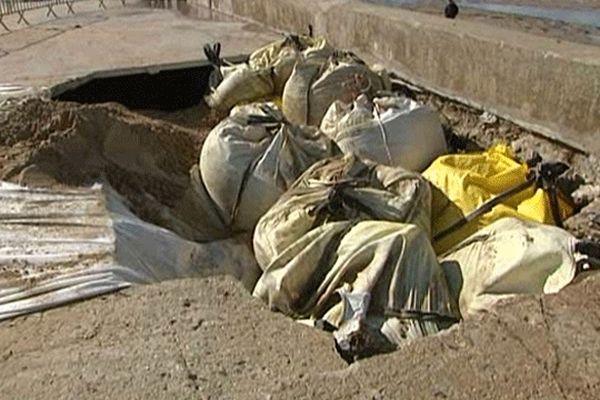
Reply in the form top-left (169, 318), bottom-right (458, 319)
top-left (198, 0), bottom-right (600, 153)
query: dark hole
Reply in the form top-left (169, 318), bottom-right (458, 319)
top-left (53, 65), bottom-right (212, 110)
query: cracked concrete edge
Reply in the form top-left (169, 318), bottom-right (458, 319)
top-left (268, 276), bottom-right (600, 399)
top-left (47, 55), bottom-right (248, 98)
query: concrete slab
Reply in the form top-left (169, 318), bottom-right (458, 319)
top-left (0, 1), bottom-right (278, 95)
top-left (0, 276), bottom-right (345, 400)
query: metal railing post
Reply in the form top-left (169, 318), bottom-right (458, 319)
top-left (65, 1), bottom-right (75, 14)
top-left (0, 0), bottom-right (128, 29)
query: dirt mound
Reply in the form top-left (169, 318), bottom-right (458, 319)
top-left (0, 99), bottom-right (224, 241)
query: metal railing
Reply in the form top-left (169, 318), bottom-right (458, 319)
top-left (0, 0), bottom-right (124, 31)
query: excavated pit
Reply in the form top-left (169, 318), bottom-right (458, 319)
top-left (1, 65), bottom-right (600, 369)
top-left (2, 67), bottom-right (598, 244)
top-left (0, 65), bottom-right (232, 243)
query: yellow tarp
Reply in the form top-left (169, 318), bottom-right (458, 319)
top-left (424, 145), bottom-right (573, 254)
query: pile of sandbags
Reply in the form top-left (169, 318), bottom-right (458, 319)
top-left (199, 103), bottom-right (339, 232)
top-left (320, 94), bottom-right (447, 171)
top-left (204, 36), bottom-right (391, 130)
top-left (197, 38), bottom-right (589, 361)
top-left (247, 150), bottom-right (587, 360)
top-left (204, 35), bottom-right (332, 111)
top-left (282, 51), bottom-right (390, 126)
top-left (253, 155), bottom-right (460, 359)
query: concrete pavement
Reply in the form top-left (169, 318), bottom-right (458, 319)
top-left (0, 1), bottom-right (278, 95)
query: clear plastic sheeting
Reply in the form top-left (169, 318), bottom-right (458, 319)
top-left (0, 84), bottom-right (48, 112)
top-left (0, 181), bottom-right (259, 320)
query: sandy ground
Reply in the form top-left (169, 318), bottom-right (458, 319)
top-left (0, 99), bottom-right (230, 242)
top-left (0, 276), bottom-right (346, 400)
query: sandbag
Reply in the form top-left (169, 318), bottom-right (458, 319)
top-left (253, 220), bottom-right (459, 358)
top-left (424, 145), bottom-right (574, 254)
top-left (200, 103), bottom-right (338, 232)
top-left (249, 35), bottom-right (331, 94)
top-left (0, 181), bottom-right (259, 321)
top-left (205, 36), bottom-right (332, 111)
top-left (440, 217), bottom-right (579, 318)
top-left (253, 154), bottom-right (432, 269)
top-left (205, 64), bottom-right (275, 111)
top-left (282, 51), bottom-right (390, 126)
top-left (320, 94), bottom-right (447, 171)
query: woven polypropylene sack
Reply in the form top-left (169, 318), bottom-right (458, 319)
top-left (205, 64), bottom-right (274, 111)
top-left (253, 220), bottom-right (459, 350)
top-left (440, 217), bottom-right (578, 318)
top-left (321, 94), bottom-right (447, 171)
top-left (253, 154), bottom-right (432, 269)
top-left (282, 52), bottom-right (390, 126)
top-left (249, 36), bottom-right (331, 94)
top-left (200, 103), bottom-right (338, 232)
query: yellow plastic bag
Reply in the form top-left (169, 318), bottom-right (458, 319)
top-left (423, 145), bottom-right (573, 254)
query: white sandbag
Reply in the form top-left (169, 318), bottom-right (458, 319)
top-left (320, 94), bottom-right (447, 172)
top-left (200, 103), bottom-right (338, 232)
top-left (283, 51), bottom-right (390, 126)
top-left (440, 217), bottom-right (580, 318)
top-left (253, 154), bottom-right (432, 269)
top-left (0, 181), bottom-right (259, 321)
top-left (253, 220), bottom-right (459, 357)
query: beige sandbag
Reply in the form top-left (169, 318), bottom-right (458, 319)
top-left (200, 103), bottom-right (338, 232)
top-left (320, 94), bottom-right (447, 171)
top-left (440, 217), bottom-right (579, 318)
top-left (253, 220), bottom-right (459, 357)
top-left (249, 35), bottom-right (331, 94)
top-left (205, 64), bottom-right (274, 111)
top-left (282, 51), bottom-right (390, 126)
top-left (253, 154), bottom-right (432, 269)
top-left (205, 36), bottom-right (332, 111)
